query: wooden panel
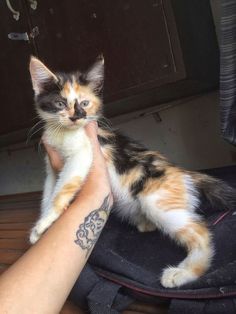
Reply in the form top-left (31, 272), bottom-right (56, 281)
top-left (100, 0), bottom-right (185, 101)
top-left (0, 222), bottom-right (33, 230)
top-left (0, 192), bottom-right (38, 272)
top-left (0, 191), bottom-right (41, 211)
top-left (0, 210), bottom-right (37, 223)
top-left (0, 250), bottom-right (24, 264)
top-left (170, 0), bottom-right (219, 82)
top-left (0, 0), bottom-right (35, 136)
top-left (30, 0), bottom-right (185, 101)
top-left (0, 230), bottom-right (29, 239)
top-left (0, 265), bottom-right (8, 275)
top-left (29, 0), bottom-right (103, 71)
top-left (0, 238), bottom-right (29, 250)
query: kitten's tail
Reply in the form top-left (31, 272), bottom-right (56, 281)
top-left (191, 172), bottom-right (236, 210)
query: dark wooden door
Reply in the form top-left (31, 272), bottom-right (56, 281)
top-left (0, 0), bottom-right (35, 136)
top-left (0, 0), bottom-right (218, 145)
top-left (99, 0), bottom-right (186, 101)
top-left (29, 0), bottom-right (103, 72)
top-left (29, 0), bottom-right (185, 101)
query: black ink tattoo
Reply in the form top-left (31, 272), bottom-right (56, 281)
top-left (74, 194), bottom-right (111, 256)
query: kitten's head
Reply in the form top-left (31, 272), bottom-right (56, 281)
top-left (29, 56), bottom-right (104, 129)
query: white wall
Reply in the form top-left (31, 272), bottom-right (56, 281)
top-left (116, 92), bottom-right (235, 170)
top-left (0, 144), bottom-right (45, 196)
top-left (0, 91), bottom-right (235, 196)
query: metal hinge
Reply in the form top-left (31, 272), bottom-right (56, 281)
top-left (8, 26), bottom-right (39, 41)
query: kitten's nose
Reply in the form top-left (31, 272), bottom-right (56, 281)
top-left (74, 100), bottom-right (86, 119)
top-left (69, 116), bottom-right (78, 122)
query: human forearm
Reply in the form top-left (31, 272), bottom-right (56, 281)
top-left (0, 191), bottom-right (112, 314)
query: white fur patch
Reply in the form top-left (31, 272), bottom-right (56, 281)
top-left (161, 267), bottom-right (198, 288)
top-left (139, 193), bottom-right (200, 234)
top-left (108, 165), bottom-right (140, 223)
top-left (66, 83), bottom-right (78, 104)
top-left (183, 174), bottom-right (200, 210)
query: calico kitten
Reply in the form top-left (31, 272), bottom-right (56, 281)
top-left (29, 56), bottom-right (235, 288)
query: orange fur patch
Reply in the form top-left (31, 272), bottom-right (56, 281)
top-left (158, 168), bottom-right (187, 210)
top-left (140, 167), bottom-right (188, 210)
top-left (120, 166), bottom-right (143, 188)
top-left (176, 223), bottom-right (210, 251)
top-left (140, 178), bottom-right (162, 195)
top-left (86, 100), bottom-right (101, 116)
top-left (192, 265), bottom-right (206, 276)
top-left (53, 176), bottom-right (82, 213)
top-left (73, 80), bottom-right (80, 93)
top-left (176, 223), bottom-right (211, 275)
top-left (60, 81), bottom-right (102, 117)
top-left (61, 81), bottom-right (71, 98)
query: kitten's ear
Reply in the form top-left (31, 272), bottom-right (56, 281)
top-left (29, 56), bottom-right (58, 95)
top-left (85, 55), bottom-right (104, 94)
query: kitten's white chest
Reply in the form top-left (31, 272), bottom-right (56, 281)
top-left (44, 127), bottom-right (91, 158)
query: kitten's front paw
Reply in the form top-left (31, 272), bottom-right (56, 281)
top-left (161, 267), bottom-right (197, 288)
top-left (137, 220), bottom-right (156, 232)
top-left (29, 226), bottom-right (41, 244)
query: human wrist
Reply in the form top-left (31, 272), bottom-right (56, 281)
top-left (71, 189), bottom-right (113, 215)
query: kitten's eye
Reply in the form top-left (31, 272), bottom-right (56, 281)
top-left (80, 100), bottom-right (89, 107)
top-left (55, 101), bottom-right (66, 109)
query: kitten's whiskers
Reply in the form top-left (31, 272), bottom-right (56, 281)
top-left (27, 121), bottom-right (45, 144)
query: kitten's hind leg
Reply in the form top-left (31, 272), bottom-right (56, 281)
top-left (144, 204), bottom-right (212, 288)
top-left (160, 220), bottom-right (212, 288)
top-left (140, 172), bottom-right (213, 288)
top-left (136, 218), bottom-right (156, 232)
top-left (145, 208), bottom-right (213, 288)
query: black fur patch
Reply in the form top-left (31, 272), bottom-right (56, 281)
top-left (130, 178), bottom-right (145, 196)
top-left (37, 91), bottom-right (67, 113)
top-left (112, 132), bottom-right (147, 174)
top-left (38, 78), bottom-right (60, 96)
top-left (98, 129), bottom-right (166, 197)
top-left (58, 71), bottom-right (88, 87)
top-left (97, 135), bottom-right (112, 146)
top-left (194, 173), bottom-right (236, 211)
top-left (130, 167), bottom-right (165, 197)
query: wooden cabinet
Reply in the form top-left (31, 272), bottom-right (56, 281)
top-left (98, 0), bottom-right (186, 101)
top-left (0, 0), bottom-right (35, 135)
top-left (0, 0), bottom-right (219, 145)
top-left (30, 0), bottom-right (185, 100)
top-left (29, 0), bottom-right (103, 72)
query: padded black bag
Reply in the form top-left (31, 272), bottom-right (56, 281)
top-left (70, 166), bottom-right (236, 314)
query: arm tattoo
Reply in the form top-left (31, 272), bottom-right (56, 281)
top-left (74, 194), bottom-right (111, 256)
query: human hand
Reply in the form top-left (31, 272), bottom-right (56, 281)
top-left (80, 121), bottom-right (113, 204)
